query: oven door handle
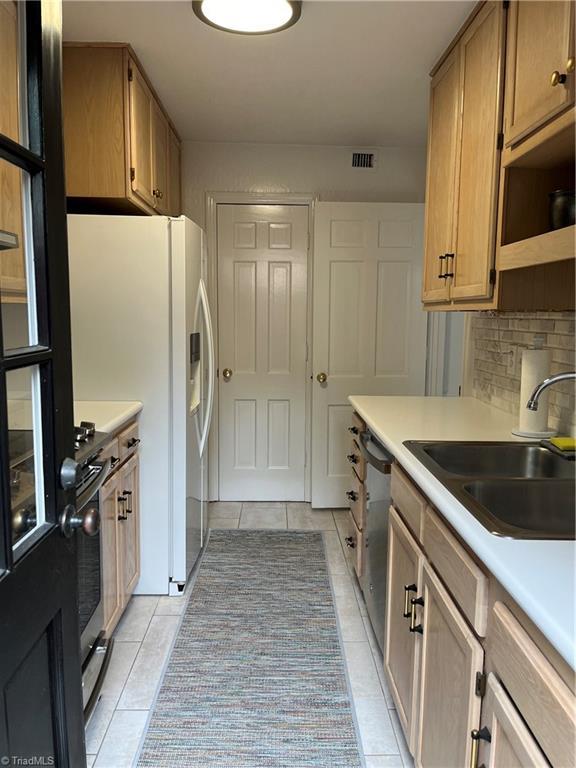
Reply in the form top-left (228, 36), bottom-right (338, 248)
top-left (358, 431), bottom-right (395, 473)
top-left (76, 458), bottom-right (112, 512)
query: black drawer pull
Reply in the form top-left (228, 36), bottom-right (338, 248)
top-left (346, 490), bottom-right (358, 502)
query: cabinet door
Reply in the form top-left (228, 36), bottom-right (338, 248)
top-left (128, 60), bottom-right (155, 208)
top-left (415, 560), bottom-right (484, 768)
top-left (422, 48), bottom-right (460, 304)
top-left (504, 0), bottom-right (575, 146)
top-left (167, 128), bottom-right (181, 216)
top-left (451, 2), bottom-right (505, 302)
top-left (100, 474), bottom-right (122, 636)
top-left (151, 102), bottom-right (169, 214)
top-left (0, 1), bottom-right (26, 299)
top-left (477, 673), bottom-right (549, 768)
top-left (118, 454), bottom-right (140, 607)
top-left (384, 507), bottom-right (423, 752)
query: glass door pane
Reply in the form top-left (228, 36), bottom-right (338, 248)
top-left (0, 0), bottom-right (28, 147)
top-left (7, 365), bottom-right (45, 551)
top-left (0, 158), bottom-right (36, 348)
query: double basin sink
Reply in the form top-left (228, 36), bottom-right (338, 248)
top-left (404, 441), bottom-right (575, 540)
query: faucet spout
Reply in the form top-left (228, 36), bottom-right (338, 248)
top-left (527, 371), bottom-right (576, 411)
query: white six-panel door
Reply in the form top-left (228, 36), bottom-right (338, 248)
top-left (217, 204), bottom-right (308, 501)
top-left (312, 203), bottom-right (428, 507)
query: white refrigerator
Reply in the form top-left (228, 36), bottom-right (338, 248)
top-left (67, 215), bottom-right (215, 595)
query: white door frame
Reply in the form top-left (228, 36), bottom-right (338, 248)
top-left (205, 192), bottom-right (316, 502)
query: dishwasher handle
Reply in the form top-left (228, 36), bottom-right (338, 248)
top-left (359, 430), bottom-right (395, 473)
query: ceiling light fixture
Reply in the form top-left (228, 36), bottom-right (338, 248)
top-left (192, 0), bottom-right (301, 35)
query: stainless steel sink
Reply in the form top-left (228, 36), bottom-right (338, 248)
top-left (462, 480), bottom-right (575, 539)
top-left (404, 441), bottom-right (575, 540)
top-left (418, 442), bottom-right (575, 479)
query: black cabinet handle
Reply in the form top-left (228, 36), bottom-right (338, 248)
top-left (348, 426), bottom-right (359, 435)
top-left (117, 495), bottom-right (128, 520)
top-left (410, 596), bottom-right (424, 634)
top-left (127, 437), bottom-right (141, 449)
top-left (346, 490), bottom-right (358, 502)
top-left (122, 490), bottom-right (133, 514)
top-left (347, 453), bottom-right (359, 465)
top-left (403, 584), bottom-right (417, 618)
top-left (345, 536), bottom-right (356, 549)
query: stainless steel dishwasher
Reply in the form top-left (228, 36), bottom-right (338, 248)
top-left (356, 429), bottom-right (394, 652)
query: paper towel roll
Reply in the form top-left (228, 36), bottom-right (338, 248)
top-left (513, 348), bottom-right (555, 437)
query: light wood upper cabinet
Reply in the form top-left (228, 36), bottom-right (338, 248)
top-left (128, 60), bottom-right (155, 210)
top-left (0, 1), bottom-right (26, 300)
top-left (167, 128), bottom-right (182, 216)
top-left (422, 48), bottom-right (459, 304)
top-left (415, 561), bottom-right (484, 768)
top-left (504, 1), bottom-right (575, 147)
top-left (63, 44), bottom-right (182, 216)
top-left (422, 2), bottom-right (505, 307)
top-left (384, 507), bottom-right (423, 753)
top-left (151, 102), bottom-right (169, 214)
top-left (451, 1), bottom-right (505, 301)
top-left (477, 673), bottom-right (549, 768)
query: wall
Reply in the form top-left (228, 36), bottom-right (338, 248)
top-left (470, 311), bottom-right (575, 435)
top-left (181, 142), bottom-right (427, 226)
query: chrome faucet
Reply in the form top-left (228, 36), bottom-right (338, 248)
top-left (527, 371), bottom-right (576, 411)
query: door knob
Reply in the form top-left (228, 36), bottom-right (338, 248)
top-left (316, 372), bottom-right (327, 384)
top-left (222, 367), bottom-right (233, 381)
top-left (59, 504), bottom-right (100, 538)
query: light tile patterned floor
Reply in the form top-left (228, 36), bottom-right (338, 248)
top-left (85, 502), bottom-right (413, 767)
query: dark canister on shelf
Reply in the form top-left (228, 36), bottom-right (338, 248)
top-left (549, 189), bottom-right (575, 230)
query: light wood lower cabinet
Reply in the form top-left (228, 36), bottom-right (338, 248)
top-left (382, 449), bottom-right (576, 768)
top-left (477, 673), bottom-right (549, 767)
top-left (100, 472), bottom-right (122, 636)
top-left (415, 560), bottom-right (484, 768)
top-left (384, 507), bottom-right (423, 752)
top-left (100, 449), bottom-right (141, 636)
top-left (117, 454), bottom-right (140, 608)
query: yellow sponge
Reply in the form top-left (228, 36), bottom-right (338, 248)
top-left (549, 437), bottom-right (576, 451)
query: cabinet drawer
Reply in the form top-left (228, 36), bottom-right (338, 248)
top-left (347, 511), bottom-right (365, 580)
top-left (99, 437), bottom-right (120, 472)
top-left (347, 437), bottom-right (365, 482)
top-left (490, 601), bottom-right (576, 768)
top-left (347, 471), bottom-right (365, 531)
top-left (118, 421), bottom-right (140, 462)
top-left (348, 411), bottom-right (366, 440)
top-left (391, 465), bottom-right (426, 541)
top-left (422, 507), bottom-right (488, 636)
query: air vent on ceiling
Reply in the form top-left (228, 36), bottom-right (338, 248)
top-left (352, 152), bottom-right (376, 169)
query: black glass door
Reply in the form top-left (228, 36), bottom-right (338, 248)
top-left (0, 2), bottom-right (86, 765)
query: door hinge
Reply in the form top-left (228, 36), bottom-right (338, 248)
top-left (128, 66), bottom-right (133, 82)
top-left (130, 167), bottom-right (136, 182)
top-left (489, 268), bottom-right (497, 285)
top-left (496, 132), bottom-right (504, 150)
top-left (475, 671), bottom-right (487, 697)
top-left (307, 231), bottom-right (311, 252)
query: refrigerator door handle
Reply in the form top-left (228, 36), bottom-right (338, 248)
top-left (198, 278), bottom-right (215, 457)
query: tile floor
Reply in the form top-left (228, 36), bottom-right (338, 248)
top-left (85, 502), bottom-right (413, 767)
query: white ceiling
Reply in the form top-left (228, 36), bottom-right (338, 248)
top-left (62, 0), bottom-right (475, 146)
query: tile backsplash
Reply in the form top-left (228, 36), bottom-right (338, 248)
top-left (471, 311), bottom-right (575, 435)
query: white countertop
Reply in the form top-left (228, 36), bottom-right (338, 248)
top-left (74, 400), bottom-right (143, 434)
top-left (348, 395), bottom-right (575, 668)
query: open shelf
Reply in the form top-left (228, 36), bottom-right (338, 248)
top-left (498, 111), bottom-right (575, 272)
top-left (499, 224), bottom-right (575, 270)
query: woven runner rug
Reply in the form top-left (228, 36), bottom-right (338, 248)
top-left (137, 529), bottom-right (363, 767)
